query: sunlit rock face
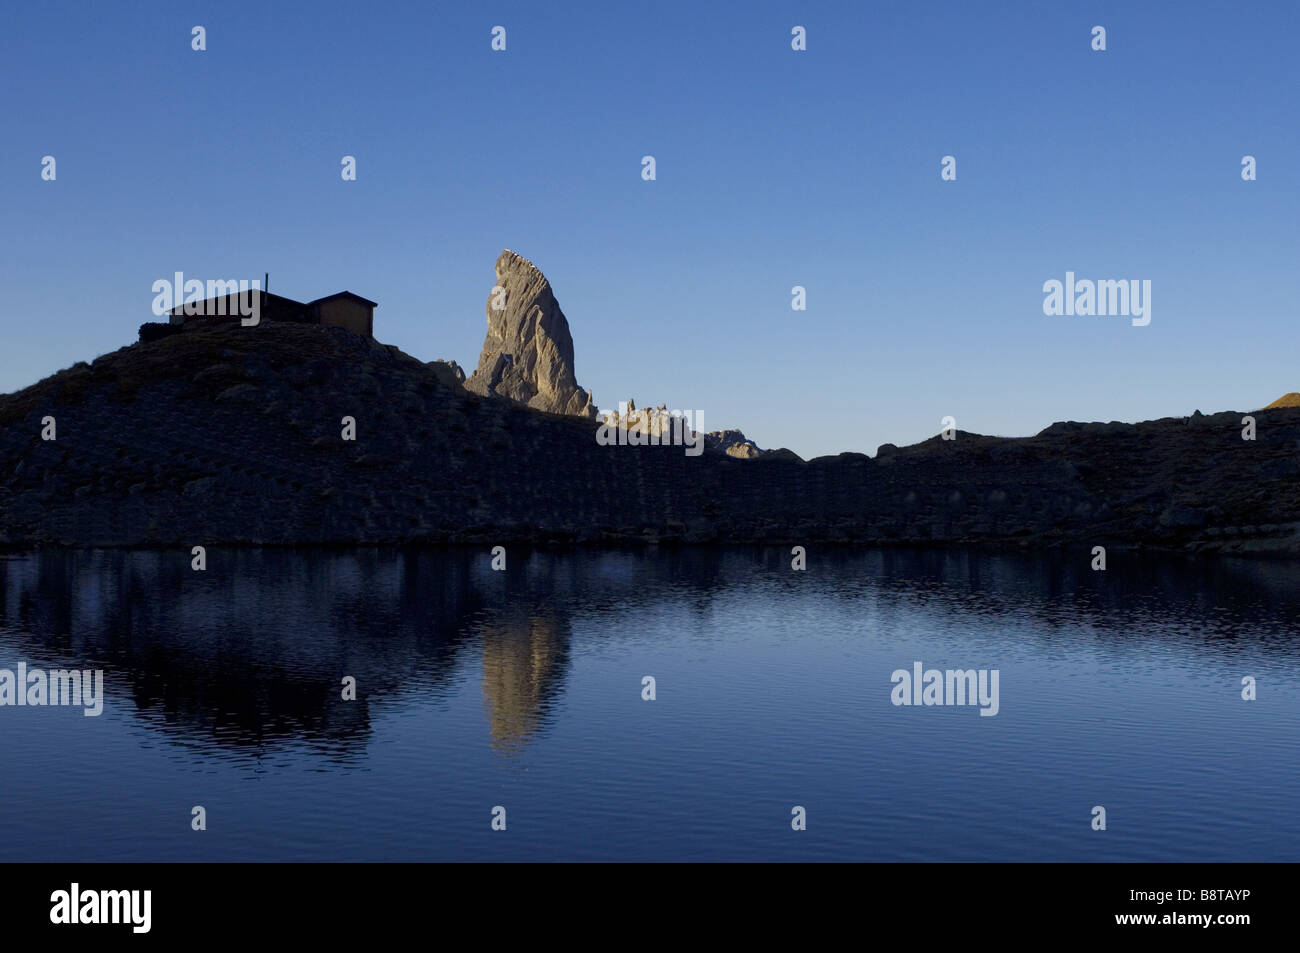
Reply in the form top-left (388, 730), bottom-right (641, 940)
top-left (464, 250), bottom-right (597, 419)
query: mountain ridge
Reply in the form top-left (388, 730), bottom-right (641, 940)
top-left (2, 320), bottom-right (1297, 553)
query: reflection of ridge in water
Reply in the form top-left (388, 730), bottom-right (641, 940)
top-left (0, 549), bottom-right (497, 761)
top-left (4, 546), bottom-right (1300, 766)
top-left (479, 610), bottom-right (571, 753)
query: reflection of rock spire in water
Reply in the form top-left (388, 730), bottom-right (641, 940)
top-left (480, 615), bottom-right (570, 751)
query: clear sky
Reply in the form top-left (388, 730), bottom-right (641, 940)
top-left (2, 1), bottom-right (1296, 459)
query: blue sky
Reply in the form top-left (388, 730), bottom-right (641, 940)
top-left (2, 1), bottom-right (1296, 459)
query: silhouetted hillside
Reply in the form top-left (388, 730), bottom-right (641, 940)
top-left (2, 323), bottom-right (1298, 554)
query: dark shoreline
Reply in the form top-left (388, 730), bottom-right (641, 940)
top-left (3, 538), bottom-right (1298, 562)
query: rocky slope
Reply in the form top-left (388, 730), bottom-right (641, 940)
top-left (1, 321), bottom-right (1298, 553)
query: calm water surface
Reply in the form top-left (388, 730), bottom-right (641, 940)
top-left (1, 547), bottom-right (1297, 861)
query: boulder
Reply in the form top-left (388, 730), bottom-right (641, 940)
top-left (704, 429), bottom-right (766, 458)
top-left (428, 359), bottom-right (466, 390)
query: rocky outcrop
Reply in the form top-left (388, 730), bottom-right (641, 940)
top-left (704, 429), bottom-right (763, 459)
top-left (428, 359), bottom-right (465, 390)
top-left (464, 250), bottom-right (596, 419)
top-left (600, 403), bottom-right (766, 459)
top-left (601, 401), bottom-right (695, 440)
